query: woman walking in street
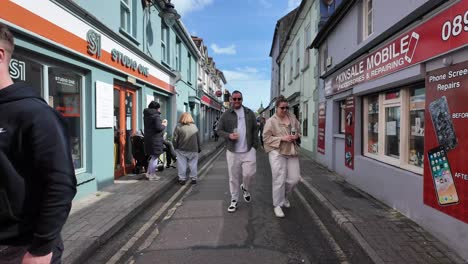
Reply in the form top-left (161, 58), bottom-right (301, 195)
top-left (172, 112), bottom-right (201, 185)
top-left (143, 101), bottom-right (166, 181)
top-left (263, 95), bottom-right (301, 218)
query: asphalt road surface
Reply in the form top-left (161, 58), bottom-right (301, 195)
top-left (85, 149), bottom-right (372, 264)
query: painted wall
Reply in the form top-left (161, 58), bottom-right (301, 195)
top-left (325, 0), bottom-right (428, 69)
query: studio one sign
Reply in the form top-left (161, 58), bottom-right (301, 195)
top-left (86, 29), bottom-right (149, 78)
top-left (325, 1), bottom-right (468, 97)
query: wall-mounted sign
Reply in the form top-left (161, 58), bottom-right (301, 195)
top-left (111, 49), bottom-right (149, 77)
top-left (86, 29), bottom-right (101, 59)
top-left (96, 81), bottom-right (114, 128)
top-left (201, 95), bottom-right (222, 110)
top-left (424, 60), bottom-right (468, 223)
top-left (344, 96), bottom-right (355, 170)
top-left (325, 1), bottom-right (468, 97)
top-left (317, 102), bottom-right (326, 154)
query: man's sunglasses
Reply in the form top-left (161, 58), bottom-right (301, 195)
top-left (232, 98), bottom-right (243, 101)
top-left (279, 106), bottom-right (289, 110)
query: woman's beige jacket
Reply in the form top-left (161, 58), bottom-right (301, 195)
top-left (263, 113), bottom-right (301, 156)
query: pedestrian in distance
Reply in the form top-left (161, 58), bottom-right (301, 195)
top-left (263, 95), bottom-right (302, 218)
top-left (212, 117), bottom-right (219, 142)
top-left (217, 90), bottom-right (259, 213)
top-left (0, 22), bottom-right (77, 264)
top-left (172, 112), bottom-right (201, 185)
top-left (143, 101), bottom-right (166, 181)
top-left (161, 119), bottom-right (177, 169)
top-left (258, 116), bottom-right (266, 148)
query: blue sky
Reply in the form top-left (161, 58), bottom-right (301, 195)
top-left (172, 0), bottom-right (302, 110)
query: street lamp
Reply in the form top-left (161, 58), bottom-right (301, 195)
top-left (159, 0), bottom-right (181, 27)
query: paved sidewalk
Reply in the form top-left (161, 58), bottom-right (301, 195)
top-left (62, 139), bottom-right (225, 264)
top-left (298, 154), bottom-right (466, 264)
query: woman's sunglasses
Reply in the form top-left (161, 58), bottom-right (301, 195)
top-left (279, 106), bottom-right (289, 110)
top-left (232, 98), bottom-right (243, 101)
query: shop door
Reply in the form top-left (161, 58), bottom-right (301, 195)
top-left (114, 85), bottom-right (137, 178)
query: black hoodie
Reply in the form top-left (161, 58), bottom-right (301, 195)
top-left (0, 82), bottom-right (77, 255)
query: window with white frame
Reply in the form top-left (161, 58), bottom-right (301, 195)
top-left (289, 52), bottom-right (293, 83)
top-left (303, 102), bottom-right (308, 137)
top-left (175, 38), bottom-right (181, 71)
top-left (295, 39), bottom-right (300, 77)
top-left (120, 0), bottom-right (136, 38)
top-left (363, 0), bottom-right (374, 39)
top-left (10, 51), bottom-right (85, 172)
top-left (161, 23), bottom-right (170, 64)
top-left (187, 53), bottom-right (192, 84)
top-left (363, 86), bottom-right (425, 174)
top-left (281, 63), bottom-right (286, 91)
top-left (303, 24), bottom-right (311, 69)
top-left (339, 100), bottom-right (346, 134)
top-left (320, 43), bottom-right (328, 75)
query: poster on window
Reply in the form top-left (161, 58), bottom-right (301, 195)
top-left (424, 60), bottom-right (468, 223)
top-left (344, 96), bottom-right (355, 170)
top-left (317, 102), bottom-right (326, 154)
top-left (96, 81), bottom-right (114, 128)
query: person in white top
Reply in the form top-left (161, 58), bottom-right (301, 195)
top-left (217, 91), bottom-right (259, 213)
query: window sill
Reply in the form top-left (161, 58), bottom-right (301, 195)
top-left (119, 28), bottom-right (140, 46)
top-left (362, 153), bottom-right (423, 175)
top-left (161, 60), bottom-right (171, 69)
top-left (334, 133), bottom-right (345, 139)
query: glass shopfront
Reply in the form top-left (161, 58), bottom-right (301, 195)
top-left (363, 85), bottom-right (425, 174)
top-left (10, 51), bottom-right (85, 171)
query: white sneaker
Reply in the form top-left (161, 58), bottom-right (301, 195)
top-left (283, 198), bottom-right (290, 208)
top-left (227, 200), bottom-right (237, 213)
top-left (147, 174), bottom-right (160, 181)
top-left (274, 206), bottom-right (285, 218)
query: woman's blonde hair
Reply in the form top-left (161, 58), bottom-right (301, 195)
top-left (178, 112), bottom-right (194, 125)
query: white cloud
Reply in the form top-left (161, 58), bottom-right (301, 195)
top-left (223, 68), bottom-right (271, 109)
top-left (171, 0), bottom-right (214, 16)
top-left (259, 0), bottom-right (272, 8)
top-left (211, 44), bottom-right (237, 55)
top-left (287, 0), bottom-right (301, 11)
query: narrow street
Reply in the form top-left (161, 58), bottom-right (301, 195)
top-left (85, 149), bottom-right (372, 264)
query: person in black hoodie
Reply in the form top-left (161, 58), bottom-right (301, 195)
top-left (0, 23), bottom-right (77, 264)
top-left (143, 101), bottom-right (166, 181)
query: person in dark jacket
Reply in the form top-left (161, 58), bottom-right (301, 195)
top-left (0, 23), bottom-right (77, 264)
top-left (217, 90), bottom-right (259, 213)
top-left (143, 101), bottom-right (166, 181)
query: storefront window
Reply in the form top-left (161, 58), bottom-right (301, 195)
top-left (339, 100), bottom-right (346, 134)
top-left (367, 95), bottom-right (379, 154)
top-left (10, 54), bottom-right (43, 96)
top-left (363, 86), bottom-right (424, 174)
top-left (409, 88), bottom-right (425, 167)
top-left (385, 106), bottom-right (400, 158)
top-left (48, 67), bottom-right (83, 169)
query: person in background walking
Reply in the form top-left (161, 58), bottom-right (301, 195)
top-left (172, 112), bottom-right (201, 185)
top-left (143, 101), bottom-right (166, 181)
top-left (162, 119), bottom-right (177, 169)
top-left (259, 116), bottom-right (266, 148)
top-left (263, 95), bottom-right (301, 218)
top-left (217, 90), bottom-right (259, 213)
top-left (0, 22), bottom-right (77, 264)
top-left (213, 117), bottom-right (219, 142)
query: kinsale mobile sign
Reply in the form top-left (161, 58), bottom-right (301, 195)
top-left (325, 0), bottom-right (468, 97)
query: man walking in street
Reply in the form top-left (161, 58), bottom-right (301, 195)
top-left (217, 90), bottom-right (258, 213)
top-left (0, 23), bottom-right (77, 264)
